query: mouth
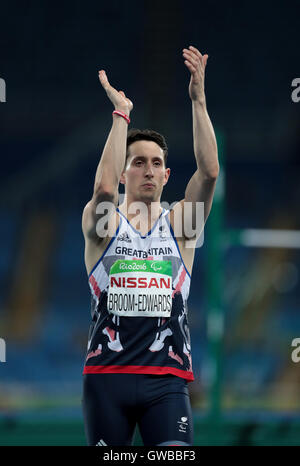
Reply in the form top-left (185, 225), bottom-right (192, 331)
top-left (141, 183), bottom-right (155, 188)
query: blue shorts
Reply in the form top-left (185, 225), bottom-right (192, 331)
top-left (82, 373), bottom-right (194, 446)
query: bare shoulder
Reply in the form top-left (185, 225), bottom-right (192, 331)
top-left (83, 210), bottom-right (121, 276)
top-left (168, 201), bottom-right (197, 277)
top-left (168, 200), bottom-right (184, 236)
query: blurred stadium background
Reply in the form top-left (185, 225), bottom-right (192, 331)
top-left (0, 0), bottom-right (300, 445)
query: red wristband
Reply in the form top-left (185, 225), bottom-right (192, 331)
top-left (112, 110), bottom-right (130, 124)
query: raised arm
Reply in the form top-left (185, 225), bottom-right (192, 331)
top-left (172, 46), bottom-right (219, 240)
top-left (82, 70), bottom-right (133, 242)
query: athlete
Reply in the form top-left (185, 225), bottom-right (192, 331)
top-left (81, 45), bottom-right (219, 446)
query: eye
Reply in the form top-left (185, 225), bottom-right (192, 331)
top-left (135, 160), bottom-right (143, 166)
top-left (154, 161), bottom-right (161, 166)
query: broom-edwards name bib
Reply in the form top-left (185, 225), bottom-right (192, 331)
top-left (107, 260), bottom-right (172, 317)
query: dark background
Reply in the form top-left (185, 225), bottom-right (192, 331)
top-left (0, 0), bottom-right (299, 445)
top-left (1, 1), bottom-right (299, 218)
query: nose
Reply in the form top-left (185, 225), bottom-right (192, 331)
top-left (144, 162), bottom-right (154, 177)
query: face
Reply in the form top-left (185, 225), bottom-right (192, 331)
top-left (120, 140), bottom-right (170, 203)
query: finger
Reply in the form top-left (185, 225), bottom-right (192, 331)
top-left (184, 59), bottom-right (197, 73)
top-left (183, 49), bottom-right (201, 63)
top-left (188, 45), bottom-right (203, 61)
top-left (98, 70), bottom-right (107, 79)
top-left (203, 55), bottom-right (209, 67)
top-left (183, 51), bottom-right (199, 69)
top-left (187, 46), bottom-right (204, 67)
top-left (98, 70), bottom-right (109, 88)
top-left (183, 47), bottom-right (201, 58)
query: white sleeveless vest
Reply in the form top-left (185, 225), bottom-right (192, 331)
top-left (83, 208), bottom-right (194, 382)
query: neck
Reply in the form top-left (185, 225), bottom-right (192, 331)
top-left (118, 196), bottom-right (162, 230)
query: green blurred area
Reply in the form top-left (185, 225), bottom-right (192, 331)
top-left (1, 418), bottom-right (300, 446)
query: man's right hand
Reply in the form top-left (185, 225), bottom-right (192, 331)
top-left (98, 70), bottom-right (133, 115)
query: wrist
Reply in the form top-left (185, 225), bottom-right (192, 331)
top-left (114, 107), bottom-right (131, 117)
top-left (112, 109), bottom-right (131, 124)
top-left (192, 96), bottom-right (206, 107)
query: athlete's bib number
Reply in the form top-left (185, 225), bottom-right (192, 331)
top-left (107, 260), bottom-right (172, 317)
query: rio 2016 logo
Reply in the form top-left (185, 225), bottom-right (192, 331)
top-left (0, 78), bottom-right (6, 103)
top-left (119, 262), bottom-right (147, 271)
top-left (0, 338), bottom-right (6, 362)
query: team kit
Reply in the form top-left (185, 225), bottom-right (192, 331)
top-left (84, 208), bottom-right (194, 382)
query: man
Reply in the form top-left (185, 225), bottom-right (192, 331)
top-left (81, 45), bottom-right (219, 446)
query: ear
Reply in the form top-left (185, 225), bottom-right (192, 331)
top-left (163, 167), bottom-right (171, 186)
top-left (120, 171), bottom-right (126, 185)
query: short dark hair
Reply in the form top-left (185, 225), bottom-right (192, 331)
top-left (126, 128), bottom-right (168, 165)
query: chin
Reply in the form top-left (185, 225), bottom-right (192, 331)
top-left (139, 193), bottom-right (156, 203)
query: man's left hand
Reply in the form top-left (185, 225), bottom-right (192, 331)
top-left (182, 45), bottom-right (208, 102)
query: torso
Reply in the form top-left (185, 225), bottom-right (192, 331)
top-left (83, 206), bottom-right (194, 381)
top-left (84, 209), bottom-right (196, 278)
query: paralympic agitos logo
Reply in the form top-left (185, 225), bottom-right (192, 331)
top-left (151, 262), bottom-right (162, 272)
